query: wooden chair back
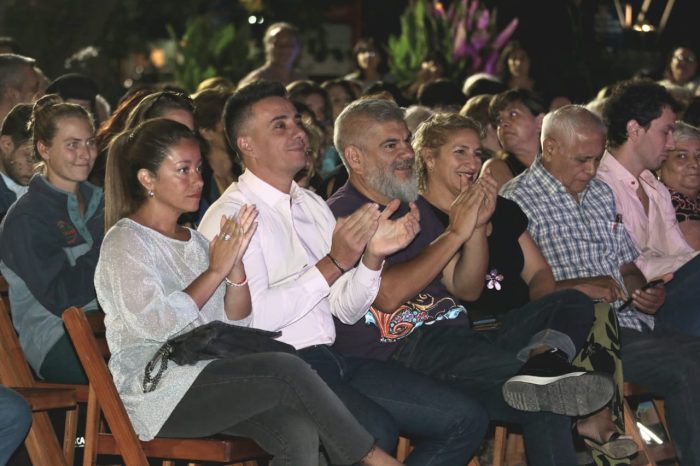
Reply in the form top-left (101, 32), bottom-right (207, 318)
top-left (0, 296), bottom-right (78, 466)
top-left (62, 306), bottom-right (269, 466)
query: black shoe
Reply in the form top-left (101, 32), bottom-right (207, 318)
top-left (502, 348), bottom-right (614, 416)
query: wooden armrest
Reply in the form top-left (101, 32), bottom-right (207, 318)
top-left (13, 387), bottom-right (77, 411)
top-left (35, 382), bottom-right (89, 402)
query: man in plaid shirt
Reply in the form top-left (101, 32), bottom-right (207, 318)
top-left (502, 104), bottom-right (700, 464)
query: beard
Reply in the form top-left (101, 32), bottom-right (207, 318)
top-left (365, 159), bottom-right (419, 202)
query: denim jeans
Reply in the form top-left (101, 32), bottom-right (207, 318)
top-left (393, 289), bottom-right (597, 466)
top-left (158, 353), bottom-right (375, 466)
top-left (657, 253), bottom-right (700, 337)
top-left (620, 325), bottom-right (700, 465)
top-left (0, 385), bottom-right (31, 466)
top-left (301, 345), bottom-right (488, 466)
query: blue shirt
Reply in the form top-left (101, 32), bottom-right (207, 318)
top-left (500, 157), bottom-right (650, 331)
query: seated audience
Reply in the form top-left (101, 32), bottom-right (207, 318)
top-left (96, 117), bottom-right (403, 466)
top-left (482, 89), bottom-right (546, 189)
top-left (0, 95), bottom-right (102, 383)
top-left (462, 72), bottom-right (506, 100)
top-left (0, 103), bottom-right (33, 220)
top-left (598, 79), bottom-right (700, 337)
top-left (327, 98), bottom-right (617, 465)
top-left (0, 385), bottom-right (31, 465)
top-left (658, 121), bottom-right (700, 250)
top-left (403, 105), bottom-right (433, 134)
top-left (404, 52), bottom-right (447, 100)
top-left (414, 112), bottom-right (634, 461)
top-left (501, 104), bottom-right (700, 465)
top-left (195, 76), bottom-right (234, 93)
top-left (238, 22), bottom-right (306, 88)
top-left (198, 81), bottom-right (486, 464)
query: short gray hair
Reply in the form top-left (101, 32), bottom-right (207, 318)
top-left (673, 120), bottom-right (700, 144)
top-left (541, 104), bottom-right (606, 147)
top-left (0, 54), bottom-right (35, 99)
top-left (333, 98), bottom-right (405, 166)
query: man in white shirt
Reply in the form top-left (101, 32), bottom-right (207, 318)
top-left (598, 79), bottom-right (700, 336)
top-left (198, 80), bottom-right (489, 464)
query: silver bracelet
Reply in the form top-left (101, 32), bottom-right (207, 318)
top-left (224, 276), bottom-right (248, 287)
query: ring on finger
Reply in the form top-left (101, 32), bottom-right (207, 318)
top-left (223, 233), bottom-right (232, 241)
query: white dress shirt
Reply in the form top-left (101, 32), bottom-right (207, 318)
top-left (198, 170), bottom-right (382, 349)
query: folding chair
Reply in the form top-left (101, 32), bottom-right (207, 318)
top-left (62, 306), bottom-right (269, 466)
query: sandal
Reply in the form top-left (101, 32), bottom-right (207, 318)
top-left (581, 432), bottom-right (638, 459)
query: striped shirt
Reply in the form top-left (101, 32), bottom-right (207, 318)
top-left (501, 158), bottom-right (651, 331)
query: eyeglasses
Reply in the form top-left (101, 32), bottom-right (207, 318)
top-left (673, 54), bottom-right (697, 64)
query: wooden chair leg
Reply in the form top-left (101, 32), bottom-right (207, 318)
top-left (83, 386), bottom-right (100, 466)
top-left (396, 436), bottom-right (412, 462)
top-left (467, 456), bottom-right (481, 466)
top-left (492, 425), bottom-right (507, 466)
top-left (62, 406), bottom-right (78, 466)
top-left (24, 411), bottom-right (70, 466)
top-left (506, 432), bottom-right (525, 465)
top-left (624, 398), bottom-right (654, 466)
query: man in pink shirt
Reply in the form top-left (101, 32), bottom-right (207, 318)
top-left (598, 79), bottom-right (700, 336)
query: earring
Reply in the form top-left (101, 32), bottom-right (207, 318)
top-left (148, 190), bottom-right (154, 197)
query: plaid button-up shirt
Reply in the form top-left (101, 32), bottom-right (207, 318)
top-left (501, 158), bottom-right (651, 331)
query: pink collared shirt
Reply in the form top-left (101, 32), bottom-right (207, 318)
top-left (597, 151), bottom-right (699, 280)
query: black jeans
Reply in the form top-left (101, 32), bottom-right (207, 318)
top-left (393, 289), bottom-right (597, 466)
top-left (158, 353), bottom-right (374, 466)
top-left (300, 345), bottom-right (488, 466)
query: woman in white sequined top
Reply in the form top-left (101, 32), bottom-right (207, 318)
top-left (94, 117), bottom-right (404, 466)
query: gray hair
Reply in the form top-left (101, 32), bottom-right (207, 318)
top-left (333, 98), bottom-right (405, 167)
top-left (0, 54), bottom-right (35, 99)
top-left (673, 120), bottom-right (700, 144)
top-left (541, 104), bottom-right (606, 147)
top-left (404, 105), bottom-right (433, 134)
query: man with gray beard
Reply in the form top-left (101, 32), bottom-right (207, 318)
top-left (327, 99), bottom-right (617, 465)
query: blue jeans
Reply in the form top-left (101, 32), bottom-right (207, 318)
top-left (301, 345), bottom-right (488, 466)
top-left (657, 253), bottom-right (700, 337)
top-left (620, 325), bottom-right (700, 465)
top-left (0, 386), bottom-right (31, 466)
top-left (393, 290), bottom-right (597, 466)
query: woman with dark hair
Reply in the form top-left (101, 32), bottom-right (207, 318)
top-left (344, 38), bottom-right (394, 91)
top-left (498, 41), bottom-right (536, 92)
top-left (0, 94), bottom-right (102, 383)
top-left (96, 117), bottom-right (404, 466)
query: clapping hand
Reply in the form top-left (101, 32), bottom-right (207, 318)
top-left (366, 199), bottom-right (421, 259)
top-left (208, 204), bottom-right (258, 279)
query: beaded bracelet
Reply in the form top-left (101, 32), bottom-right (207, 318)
top-left (326, 253), bottom-right (347, 274)
top-left (224, 276), bottom-right (248, 287)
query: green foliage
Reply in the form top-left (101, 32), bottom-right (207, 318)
top-left (168, 16), bottom-right (255, 93)
top-left (388, 0), bottom-right (518, 87)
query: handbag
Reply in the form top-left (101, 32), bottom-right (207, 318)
top-left (143, 321), bottom-right (296, 392)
